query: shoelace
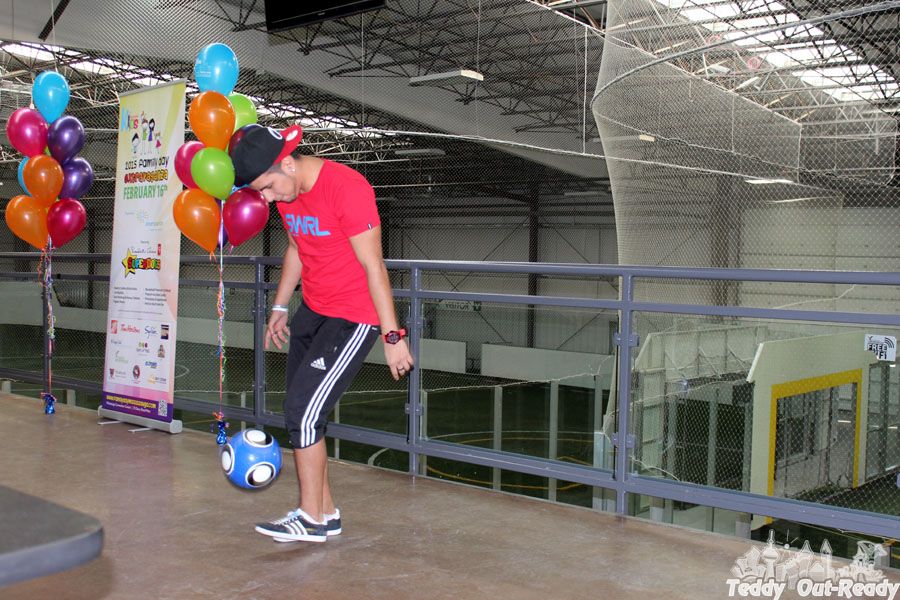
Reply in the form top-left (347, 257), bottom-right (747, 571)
top-left (272, 510), bottom-right (301, 525)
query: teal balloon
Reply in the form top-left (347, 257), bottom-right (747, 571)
top-left (190, 148), bottom-right (235, 200)
top-left (17, 158), bottom-right (30, 194)
top-left (194, 43), bottom-right (239, 96)
top-left (32, 71), bottom-right (70, 123)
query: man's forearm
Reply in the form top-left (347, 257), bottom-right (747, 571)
top-left (366, 262), bottom-right (399, 333)
top-left (274, 245), bottom-right (303, 306)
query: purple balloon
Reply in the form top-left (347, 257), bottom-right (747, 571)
top-left (216, 200), bottom-right (228, 248)
top-left (47, 115), bottom-right (86, 163)
top-left (223, 188), bottom-right (269, 247)
top-left (60, 157), bottom-right (94, 199)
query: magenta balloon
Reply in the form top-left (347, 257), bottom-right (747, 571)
top-left (47, 198), bottom-right (87, 248)
top-left (47, 115), bottom-right (86, 163)
top-left (175, 141), bottom-right (204, 188)
top-left (223, 188), bottom-right (269, 247)
top-left (6, 108), bottom-right (48, 157)
top-left (60, 157), bottom-right (94, 199)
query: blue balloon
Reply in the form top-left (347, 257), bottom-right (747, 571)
top-left (17, 158), bottom-right (29, 195)
top-left (221, 429), bottom-right (282, 490)
top-left (32, 71), bottom-right (70, 123)
top-left (194, 43), bottom-right (239, 96)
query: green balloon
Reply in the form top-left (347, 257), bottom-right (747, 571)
top-left (190, 147), bottom-right (234, 200)
top-left (228, 93), bottom-right (257, 130)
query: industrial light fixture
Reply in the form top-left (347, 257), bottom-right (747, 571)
top-left (768, 197), bottom-right (821, 204)
top-left (734, 76), bottom-right (760, 91)
top-left (394, 148), bottom-right (446, 157)
top-left (409, 69), bottom-right (484, 86)
top-left (744, 178), bottom-right (793, 185)
top-left (638, 134), bottom-right (656, 142)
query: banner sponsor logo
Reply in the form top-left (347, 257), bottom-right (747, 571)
top-left (122, 248), bottom-right (161, 277)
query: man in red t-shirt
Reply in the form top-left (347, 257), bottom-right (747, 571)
top-left (231, 125), bottom-right (413, 543)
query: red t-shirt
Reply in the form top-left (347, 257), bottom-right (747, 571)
top-left (277, 159), bottom-right (380, 325)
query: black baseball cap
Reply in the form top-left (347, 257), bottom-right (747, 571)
top-left (231, 124), bottom-right (303, 186)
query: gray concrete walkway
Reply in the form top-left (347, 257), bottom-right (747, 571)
top-left (1, 392), bottom-right (894, 599)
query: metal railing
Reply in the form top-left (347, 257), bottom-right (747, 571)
top-left (1, 252), bottom-right (899, 540)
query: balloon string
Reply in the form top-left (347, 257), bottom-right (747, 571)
top-left (216, 249), bottom-right (226, 414)
top-left (39, 244), bottom-right (56, 391)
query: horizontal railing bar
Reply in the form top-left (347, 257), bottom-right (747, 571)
top-left (626, 476), bottom-right (900, 540)
top-left (414, 438), bottom-right (616, 487)
top-left (2, 253), bottom-right (899, 286)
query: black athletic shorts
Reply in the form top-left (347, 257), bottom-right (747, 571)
top-left (284, 302), bottom-right (379, 448)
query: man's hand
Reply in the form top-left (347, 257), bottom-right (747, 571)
top-left (265, 311), bottom-right (289, 350)
top-left (385, 339), bottom-right (414, 381)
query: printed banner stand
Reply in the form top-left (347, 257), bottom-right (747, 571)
top-left (98, 80), bottom-right (186, 434)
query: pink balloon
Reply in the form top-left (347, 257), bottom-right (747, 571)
top-left (47, 198), bottom-right (86, 248)
top-left (6, 108), bottom-right (48, 157)
top-left (175, 141), bottom-right (204, 188)
top-left (223, 188), bottom-right (269, 247)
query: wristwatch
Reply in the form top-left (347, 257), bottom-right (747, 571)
top-left (383, 329), bottom-right (407, 344)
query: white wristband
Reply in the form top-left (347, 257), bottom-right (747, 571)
top-left (271, 304), bottom-right (289, 313)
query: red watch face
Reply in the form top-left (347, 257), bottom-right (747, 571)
top-left (384, 329), bottom-right (406, 344)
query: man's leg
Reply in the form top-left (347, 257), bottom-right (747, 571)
top-left (294, 443), bottom-right (336, 517)
top-left (295, 439), bottom-right (327, 523)
top-left (323, 458), bottom-right (336, 515)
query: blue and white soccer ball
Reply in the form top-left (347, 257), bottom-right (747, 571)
top-left (220, 429), bottom-right (283, 489)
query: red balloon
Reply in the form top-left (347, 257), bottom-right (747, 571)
top-left (47, 198), bottom-right (86, 248)
top-left (223, 188), bottom-right (269, 247)
top-left (6, 108), bottom-right (48, 157)
top-left (174, 141), bottom-right (204, 188)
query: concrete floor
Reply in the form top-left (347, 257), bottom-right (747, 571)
top-left (1, 392), bottom-right (894, 600)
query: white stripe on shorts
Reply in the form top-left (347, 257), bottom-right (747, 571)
top-left (299, 323), bottom-right (368, 447)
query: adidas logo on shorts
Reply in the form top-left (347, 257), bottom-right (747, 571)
top-left (310, 357), bottom-right (327, 370)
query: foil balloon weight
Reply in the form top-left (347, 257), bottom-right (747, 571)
top-left (221, 429), bottom-right (282, 490)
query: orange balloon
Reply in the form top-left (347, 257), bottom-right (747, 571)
top-left (23, 155), bottom-right (63, 206)
top-left (173, 188), bottom-right (220, 253)
top-left (188, 91), bottom-right (235, 150)
top-left (5, 195), bottom-right (48, 249)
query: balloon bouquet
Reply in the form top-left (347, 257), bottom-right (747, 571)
top-left (172, 44), bottom-right (272, 452)
top-left (5, 71), bottom-right (93, 252)
top-left (173, 43), bottom-right (269, 253)
top-left (3, 71), bottom-right (94, 414)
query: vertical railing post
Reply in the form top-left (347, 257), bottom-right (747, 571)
top-left (549, 380), bottom-right (559, 501)
top-left (407, 266), bottom-right (424, 475)
top-left (614, 274), bottom-right (637, 515)
top-left (253, 261), bottom-right (267, 421)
